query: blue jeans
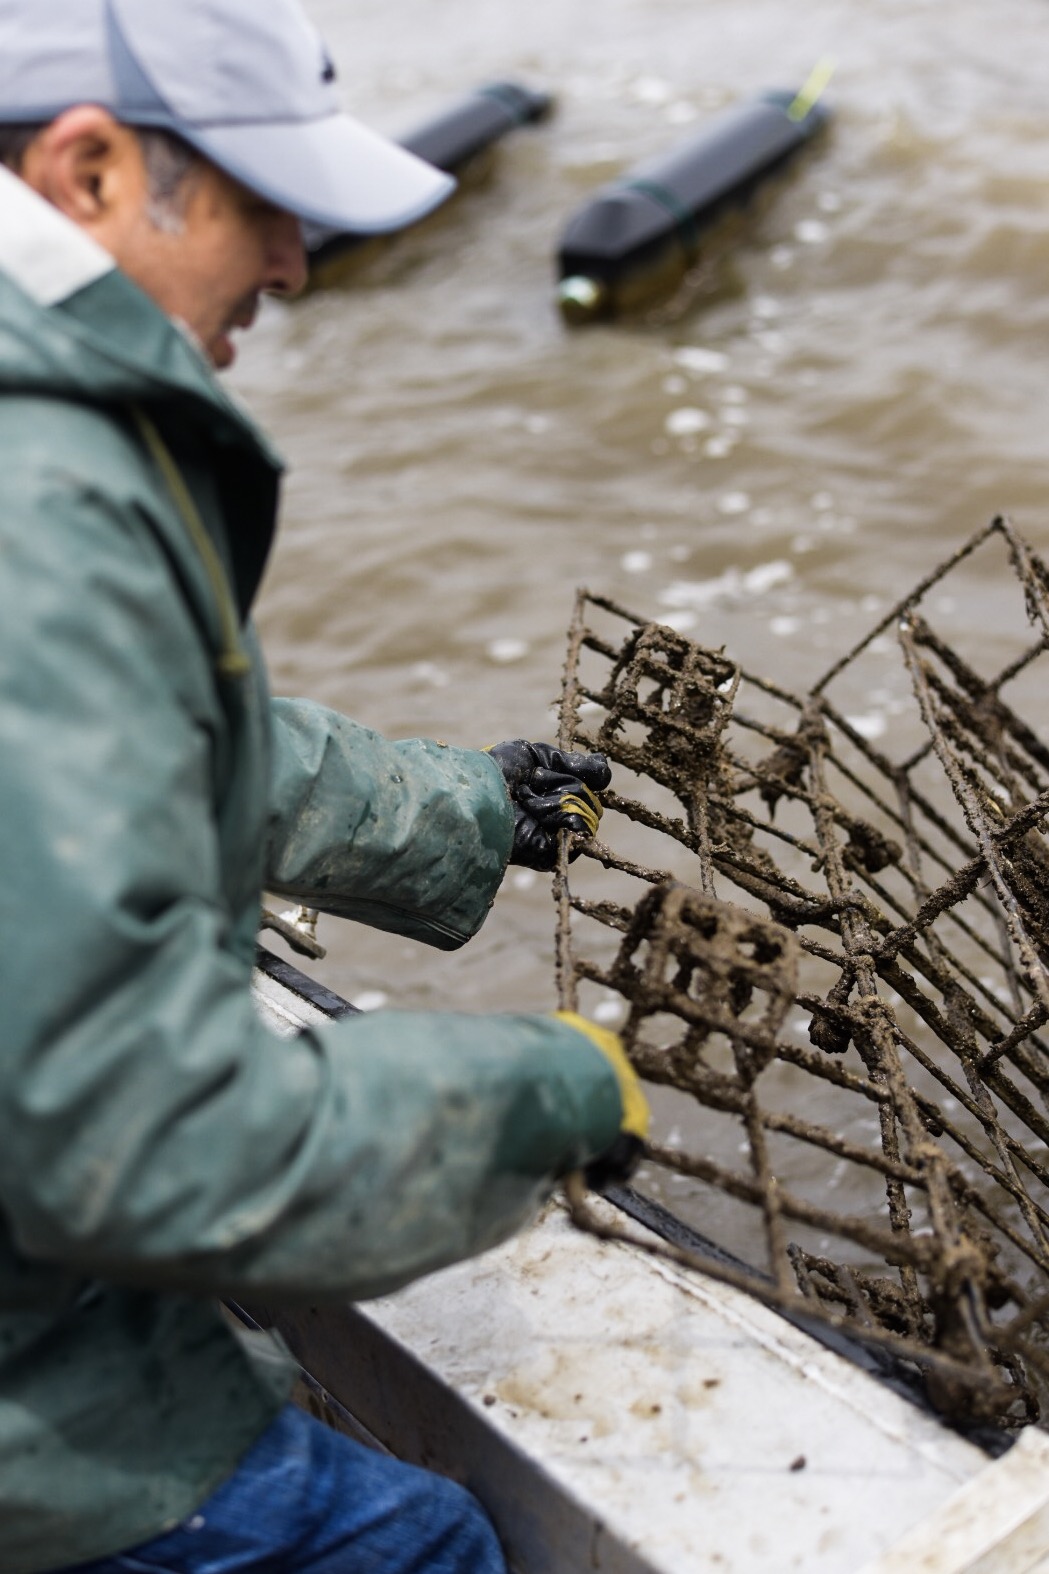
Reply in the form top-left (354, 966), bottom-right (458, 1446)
top-left (64, 1404), bottom-right (507, 1574)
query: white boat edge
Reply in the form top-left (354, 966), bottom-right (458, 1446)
top-left (252, 955), bottom-right (1049, 1574)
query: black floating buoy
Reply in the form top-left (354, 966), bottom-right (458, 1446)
top-left (399, 81), bottom-right (553, 173)
top-left (308, 82), bottom-right (553, 277)
top-left (556, 75), bottom-right (832, 323)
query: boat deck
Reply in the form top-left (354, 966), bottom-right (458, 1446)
top-left (251, 951), bottom-right (1049, 1574)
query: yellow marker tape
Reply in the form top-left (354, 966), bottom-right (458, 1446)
top-left (787, 56), bottom-right (836, 123)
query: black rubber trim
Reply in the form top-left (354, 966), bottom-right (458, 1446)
top-left (255, 946), bottom-right (360, 1019)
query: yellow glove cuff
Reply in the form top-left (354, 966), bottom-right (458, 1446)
top-left (559, 785), bottom-right (603, 837)
top-left (554, 1010), bottom-right (650, 1143)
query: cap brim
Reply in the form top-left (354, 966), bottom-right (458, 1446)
top-left (185, 111), bottom-right (455, 235)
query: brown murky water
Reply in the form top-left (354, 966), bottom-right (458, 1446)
top-left (235, 0), bottom-right (1049, 1047)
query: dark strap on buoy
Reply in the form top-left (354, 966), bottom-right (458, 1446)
top-left (478, 81), bottom-right (552, 127)
top-left (626, 177), bottom-right (699, 257)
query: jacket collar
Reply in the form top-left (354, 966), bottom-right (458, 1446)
top-left (0, 163), bottom-right (115, 306)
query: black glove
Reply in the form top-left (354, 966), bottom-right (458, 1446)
top-left (583, 1131), bottom-right (646, 1193)
top-left (486, 739), bottom-right (611, 871)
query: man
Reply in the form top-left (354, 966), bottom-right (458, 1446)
top-left (0, 2), bottom-right (648, 1571)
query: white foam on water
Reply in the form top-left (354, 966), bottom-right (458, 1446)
top-left (630, 74), bottom-right (672, 105)
top-left (665, 406), bottom-right (711, 436)
top-left (744, 560), bottom-right (793, 594)
top-left (659, 609), bottom-right (697, 632)
top-left (658, 559), bottom-right (792, 609)
top-left (846, 713), bottom-right (888, 740)
top-left (487, 638), bottom-right (529, 664)
top-left (352, 990), bottom-right (389, 1012)
top-left (671, 346), bottom-right (729, 375)
top-left (413, 661), bottom-right (450, 688)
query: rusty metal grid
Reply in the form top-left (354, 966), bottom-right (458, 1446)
top-left (554, 515), bottom-right (1049, 1431)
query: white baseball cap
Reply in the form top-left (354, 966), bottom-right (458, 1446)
top-left (0, 0), bottom-right (455, 233)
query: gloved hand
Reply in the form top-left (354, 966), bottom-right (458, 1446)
top-left (554, 1010), bottom-right (650, 1191)
top-left (486, 739), bottom-right (611, 871)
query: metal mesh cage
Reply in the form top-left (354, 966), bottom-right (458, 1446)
top-left (555, 515), bottom-right (1049, 1430)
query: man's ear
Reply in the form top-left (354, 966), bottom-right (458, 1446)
top-left (19, 106), bottom-right (142, 233)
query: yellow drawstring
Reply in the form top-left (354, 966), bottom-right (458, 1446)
top-left (130, 405), bottom-right (251, 680)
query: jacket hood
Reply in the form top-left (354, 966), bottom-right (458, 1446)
top-left (0, 164), bottom-right (283, 610)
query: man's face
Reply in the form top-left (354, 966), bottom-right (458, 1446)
top-left (21, 110), bottom-right (308, 368)
top-left (105, 141), bottom-right (308, 369)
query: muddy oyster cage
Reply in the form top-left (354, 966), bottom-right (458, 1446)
top-left (554, 515), bottom-right (1049, 1431)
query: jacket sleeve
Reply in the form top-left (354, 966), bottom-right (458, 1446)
top-left (0, 424), bottom-right (622, 1303)
top-left (265, 698), bottom-right (514, 951)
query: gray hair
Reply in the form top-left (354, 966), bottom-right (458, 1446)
top-left (0, 124), bottom-right (42, 170)
top-left (137, 129), bottom-right (199, 232)
top-left (0, 122), bottom-right (199, 231)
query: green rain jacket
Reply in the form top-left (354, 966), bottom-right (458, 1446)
top-left (0, 169), bottom-right (622, 1573)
